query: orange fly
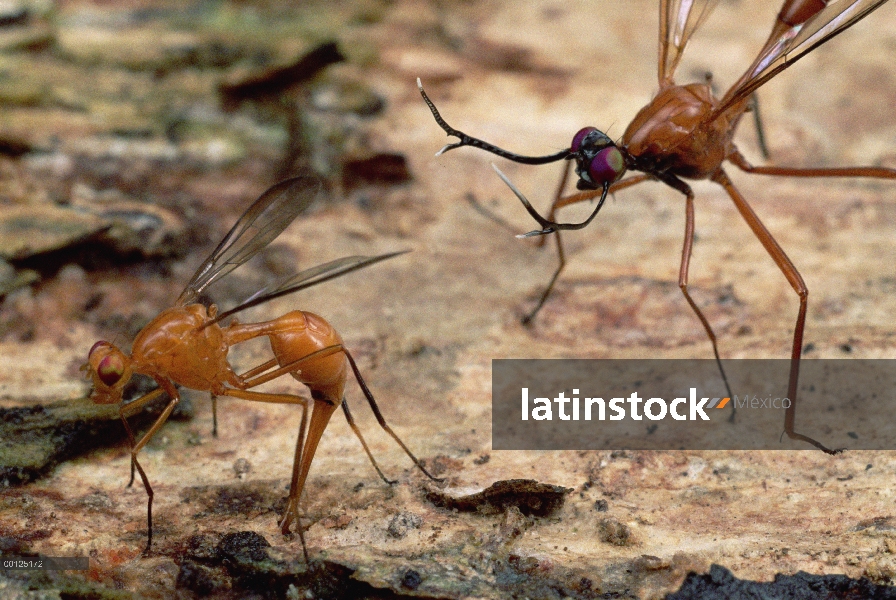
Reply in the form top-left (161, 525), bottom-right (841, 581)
top-left (420, 0), bottom-right (895, 453)
top-left (83, 174), bottom-right (440, 558)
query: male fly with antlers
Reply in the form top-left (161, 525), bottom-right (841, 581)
top-left (420, 0), bottom-right (895, 453)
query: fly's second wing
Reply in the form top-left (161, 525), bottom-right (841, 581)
top-left (209, 251), bottom-right (410, 324)
top-left (714, 0), bottom-right (891, 118)
top-left (176, 174), bottom-right (321, 306)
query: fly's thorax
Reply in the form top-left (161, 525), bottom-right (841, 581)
top-left (130, 305), bottom-right (213, 359)
top-left (621, 82), bottom-right (737, 180)
top-left (129, 304), bottom-right (234, 392)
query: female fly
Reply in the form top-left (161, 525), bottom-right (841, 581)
top-left (83, 174), bottom-right (440, 558)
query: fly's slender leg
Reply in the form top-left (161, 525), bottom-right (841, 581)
top-left (660, 174), bottom-right (735, 420)
top-left (548, 174), bottom-right (654, 220)
top-left (130, 458), bottom-right (154, 556)
top-left (747, 95), bottom-right (771, 160)
top-left (239, 346), bottom-right (345, 389)
top-left (523, 231), bottom-right (567, 325)
top-left (120, 382), bottom-right (181, 556)
top-left (523, 162), bottom-right (574, 324)
top-left (210, 394), bottom-right (218, 437)
top-left (341, 399), bottom-right (397, 485)
top-left (238, 358), bottom-right (278, 380)
top-left (220, 387), bottom-right (319, 563)
top-left (518, 174), bottom-right (654, 323)
top-left (343, 349), bottom-right (443, 482)
top-left (728, 150), bottom-right (896, 180)
top-left (728, 149), bottom-right (895, 440)
top-left (711, 167), bottom-right (843, 454)
top-left (118, 388), bottom-right (166, 489)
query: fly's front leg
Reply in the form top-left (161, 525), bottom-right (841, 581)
top-left (207, 357), bottom-right (280, 436)
top-left (660, 173), bottom-right (735, 421)
top-left (522, 173), bottom-right (653, 324)
top-left (523, 162), bottom-right (573, 324)
top-left (118, 388), bottom-right (167, 488)
top-left (119, 379), bottom-right (181, 555)
top-left (549, 172), bottom-right (654, 215)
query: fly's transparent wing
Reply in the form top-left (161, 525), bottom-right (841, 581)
top-left (176, 174), bottom-right (321, 306)
top-left (714, 0), bottom-right (890, 117)
top-left (659, 0), bottom-right (721, 85)
top-left (208, 251), bottom-right (409, 325)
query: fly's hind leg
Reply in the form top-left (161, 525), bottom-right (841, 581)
top-left (341, 399), bottom-right (398, 485)
top-left (342, 349), bottom-right (443, 482)
top-left (712, 167), bottom-right (843, 454)
top-left (221, 387), bottom-right (333, 564)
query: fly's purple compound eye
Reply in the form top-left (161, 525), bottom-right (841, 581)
top-left (587, 146), bottom-right (625, 185)
top-left (571, 127), bottom-right (598, 153)
top-left (89, 340), bottom-right (111, 358)
top-left (97, 353), bottom-right (124, 386)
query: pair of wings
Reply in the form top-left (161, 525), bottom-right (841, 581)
top-left (174, 174), bottom-right (405, 325)
top-left (659, 0), bottom-right (890, 118)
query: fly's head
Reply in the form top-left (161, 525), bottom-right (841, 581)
top-left (569, 127), bottom-right (627, 190)
top-left (83, 340), bottom-right (133, 405)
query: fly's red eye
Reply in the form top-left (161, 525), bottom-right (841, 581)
top-left (97, 354), bottom-right (124, 386)
top-left (89, 340), bottom-right (111, 358)
top-left (571, 127), bottom-right (598, 153)
top-left (587, 146), bottom-right (625, 185)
